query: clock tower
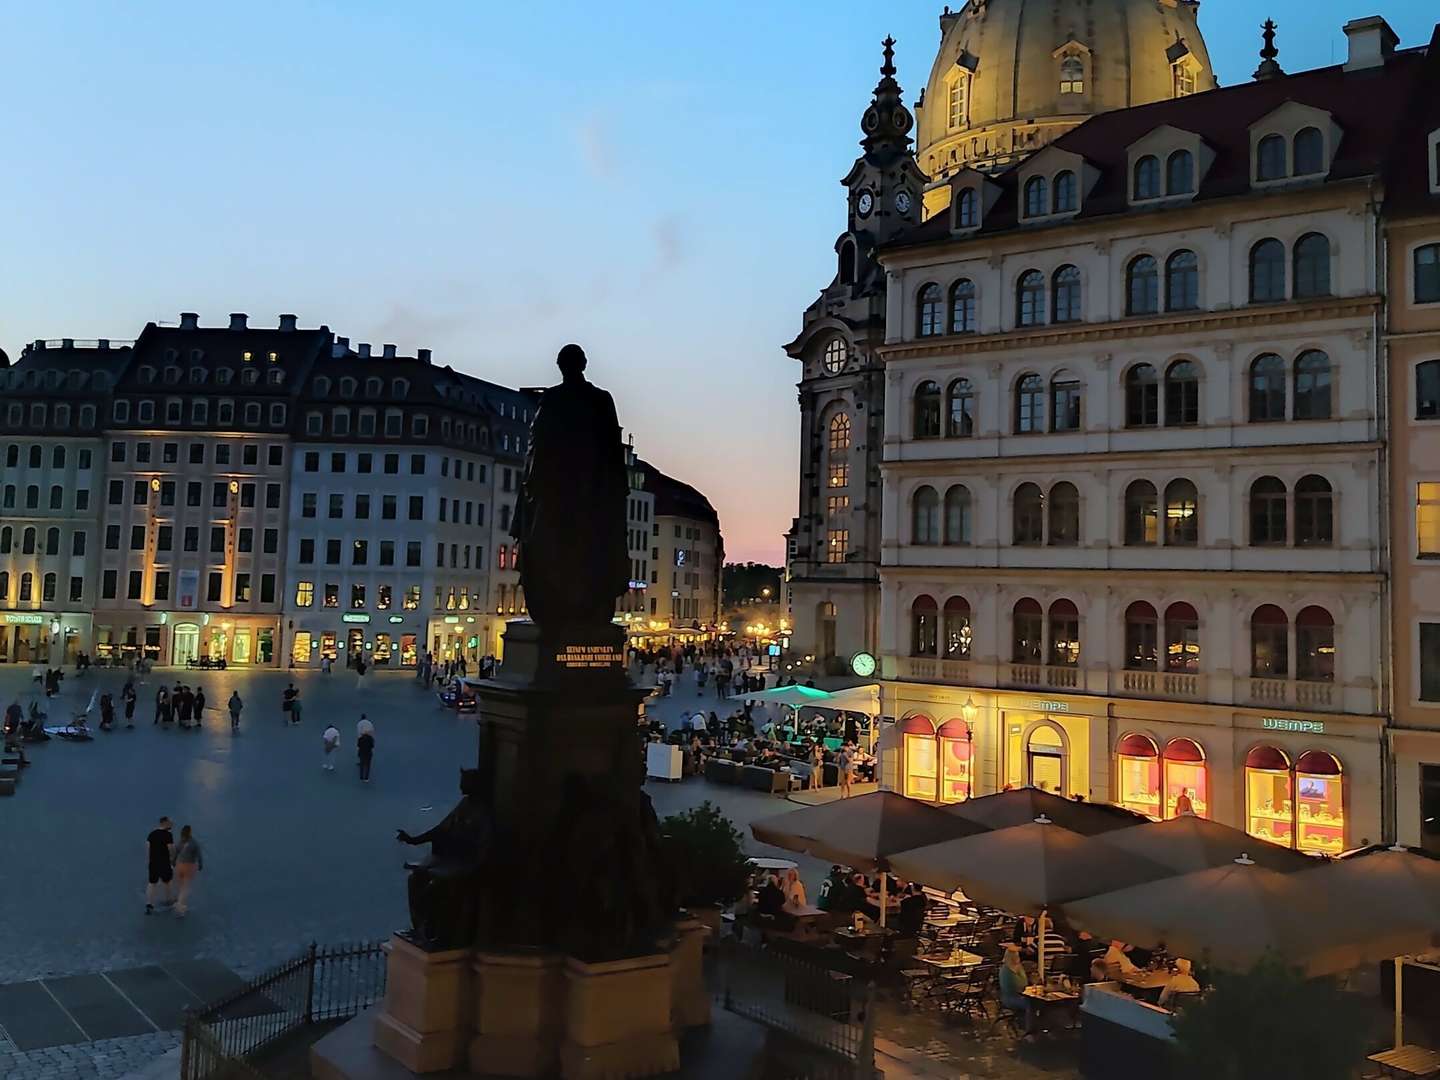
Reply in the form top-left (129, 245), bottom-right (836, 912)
top-left (782, 38), bottom-right (928, 675)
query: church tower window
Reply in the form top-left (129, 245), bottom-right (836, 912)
top-left (1173, 62), bottom-right (1197, 98)
top-left (1060, 56), bottom-right (1085, 95)
top-left (947, 75), bottom-right (968, 130)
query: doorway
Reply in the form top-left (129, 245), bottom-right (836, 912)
top-left (233, 628), bottom-right (252, 665)
top-left (346, 628), bottom-right (364, 666)
top-left (292, 632), bottom-right (313, 665)
top-left (374, 633), bottom-right (392, 665)
top-left (320, 631), bottom-right (337, 660)
top-left (173, 624), bottom-right (200, 666)
top-left (1026, 724), bottom-right (1067, 794)
top-left (1422, 765), bottom-right (1440, 857)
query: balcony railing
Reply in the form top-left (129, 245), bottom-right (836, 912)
top-left (1250, 677), bottom-right (1335, 709)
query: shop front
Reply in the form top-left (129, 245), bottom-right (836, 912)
top-left (998, 696), bottom-right (1095, 802)
top-left (427, 615), bottom-right (483, 666)
top-left (287, 613), bottom-right (421, 669)
top-left (0, 612), bottom-right (91, 664)
top-left (92, 611), bottom-right (279, 667)
top-left (1114, 734), bottom-right (1210, 821)
top-left (894, 713), bottom-right (974, 804)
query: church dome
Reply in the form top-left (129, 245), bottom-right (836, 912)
top-left (916, 0), bottom-right (1216, 212)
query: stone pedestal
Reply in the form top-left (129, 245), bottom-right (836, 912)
top-left (668, 919), bottom-right (711, 1030)
top-left (372, 937), bottom-right (472, 1073)
top-left (559, 954), bottom-right (679, 1080)
top-left (468, 952), bottom-right (565, 1077)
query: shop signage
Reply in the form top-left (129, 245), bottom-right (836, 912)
top-left (177, 569), bottom-right (199, 610)
top-left (1262, 717), bottom-right (1325, 734)
top-left (3, 613), bottom-right (43, 625)
top-left (443, 615), bottom-right (460, 624)
top-left (387, 616), bottom-right (404, 624)
top-left (554, 644), bottom-right (624, 670)
top-left (628, 580), bottom-right (648, 590)
top-left (341, 613), bottom-right (371, 624)
top-left (1021, 699), bottom-right (1070, 713)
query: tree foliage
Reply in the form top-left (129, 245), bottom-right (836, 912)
top-left (659, 801), bottom-right (752, 908)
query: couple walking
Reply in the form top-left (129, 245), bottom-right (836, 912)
top-left (321, 714), bottom-right (376, 781)
top-left (145, 815), bottom-right (204, 917)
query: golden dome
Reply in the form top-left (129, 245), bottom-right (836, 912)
top-left (916, 0), bottom-right (1217, 215)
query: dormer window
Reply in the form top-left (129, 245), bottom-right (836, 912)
top-left (1166, 151), bottom-right (1195, 195)
top-left (138, 365), bottom-right (156, 384)
top-left (1256, 135), bottom-right (1287, 181)
top-left (955, 188), bottom-right (978, 228)
top-left (339, 377), bottom-right (357, 398)
top-left (1023, 176), bottom-right (1048, 218)
top-left (1053, 171), bottom-right (1077, 213)
top-left (1173, 62), bottom-right (1197, 98)
top-left (1293, 127), bottom-right (1324, 176)
top-left (314, 376), bottom-right (331, 397)
top-left (1133, 156), bottom-right (1161, 200)
top-left (1060, 56), bottom-right (1084, 94)
top-left (947, 73), bottom-right (968, 130)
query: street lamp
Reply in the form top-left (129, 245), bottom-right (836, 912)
top-left (961, 695), bottom-right (977, 725)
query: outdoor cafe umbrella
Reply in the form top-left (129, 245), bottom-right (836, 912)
top-left (1094, 815), bottom-right (1315, 875)
top-left (750, 791), bottom-right (987, 927)
top-left (1065, 856), bottom-right (1436, 978)
top-left (889, 817), bottom-right (1172, 980)
top-left (945, 787), bottom-right (1148, 836)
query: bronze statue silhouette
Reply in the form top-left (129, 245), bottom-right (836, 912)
top-left (396, 769), bottom-right (492, 949)
top-left (510, 344), bottom-right (630, 633)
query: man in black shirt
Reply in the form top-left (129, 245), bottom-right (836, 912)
top-left (146, 816), bottom-right (175, 914)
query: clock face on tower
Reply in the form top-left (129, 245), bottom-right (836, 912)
top-left (894, 191), bottom-right (913, 215)
top-left (856, 190), bottom-right (875, 217)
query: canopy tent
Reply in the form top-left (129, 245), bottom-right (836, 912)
top-left (1064, 857), bottom-right (1436, 978)
top-left (945, 787), bottom-right (1149, 836)
top-left (730, 683), bottom-right (882, 750)
top-left (749, 791), bottom-right (986, 927)
top-left (1094, 815), bottom-right (1315, 875)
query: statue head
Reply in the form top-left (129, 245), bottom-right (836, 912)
top-left (556, 343), bottom-right (587, 379)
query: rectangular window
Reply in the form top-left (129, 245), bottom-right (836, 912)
top-left (304, 452), bottom-right (319, 473)
top-left (235, 573), bottom-right (251, 602)
top-left (404, 585), bottom-right (420, 610)
top-left (269, 445), bottom-right (283, 467)
top-left (187, 482), bottom-right (202, 507)
top-left (410, 454), bottom-right (425, 475)
top-left (133, 480), bottom-right (147, 505)
top-left (826, 529), bottom-right (848, 564)
top-left (326, 539), bottom-right (341, 565)
top-left (260, 574), bottom-right (275, 604)
top-left (436, 542), bottom-right (445, 568)
top-left (237, 527), bottom-right (253, 553)
top-left (130, 525), bottom-right (145, 550)
top-left (156, 526), bottom-right (171, 552)
top-left (263, 528), bottom-right (278, 554)
top-left (160, 481), bottom-right (175, 507)
top-left (243, 443), bottom-right (258, 466)
top-left (296, 581), bottom-right (314, 607)
top-left (383, 495), bottom-right (396, 520)
top-left (136, 442), bottom-right (152, 464)
top-left (127, 570), bottom-right (143, 600)
top-left (299, 538), bottom-right (315, 564)
top-left (190, 443), bottom-right (205, 465)
top-left (409, 495), bottom-right (424, 520)
top-left (324, 583), bottom-right (339, 608)
top-left (302, 493), bottom-right (316, 518)
top-left (355, 494), bottom-right (370, 520)
top-left (380, 540), bottom-right (394, 566)
top-left (828, 463), bottom-right (849, 489)
top-left (1423, 623), bottom-right (1440, 703)
top-left (439, 499), bottom-right (447, 523)
top-left (384, 453), bottom-right (399, 474)
top-left (73, 531), bottom-right (88, 557)
top-left (353, 540), bottom-right (368, 566)
top-left (153, 571), bottom-right (170, 602)
top-left (358, 453), bottom-right (372, 474)
top-left (111, 441), bottom-right (127, 463)
top-left (407, 541), bottom-right (421, 567)
top-left (351, 583), bottom-right (366, 609)
top-left (212, 482), bottom-right (227, 508)
top-left (216, 444), bottom-right (231, 466)
top-left (1420, 483), bottom-right (1440, 558)
top-left (76, 489), bottom-right (90, 511)
top-left (102, 569), bottom-right (117, 599)
top-left (69, 576), bottom-right (84, 603)
top-left (184, 527), bottom-right (199, 552)
top-left (377, 584), bottom-right (392, 609)
top-left (328, 494), bottom-right (343, 519)
top-left (240, 483), bottom-right (256, 508)
top-left (108, 480), bottom-right (123, 505)
top-left (105, 525), bottom-right (121, 550)
top-left (210, 526), bottom-right (225, 553)
top-left (331, 452), bottom-right (345, 473)
top-left (265, 483), bottom-right (281, 509)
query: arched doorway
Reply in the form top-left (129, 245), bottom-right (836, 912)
top-left (173, 623), bottom-right (200, 666)
top-left (1025, 723), bottom-right (1066, 793)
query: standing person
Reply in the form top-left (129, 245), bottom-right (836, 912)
top-left (193, 686), bottom-right (206, 726)
top-left (355, 656), bottom-right (368, 692)
top-left (172, 825), bottom-right (203, 918)
top-left (145, 817), bottom-right (175, 914)
top-left (321, 723), bottom-right (340, 771)
top-left (99, 692), bottom-right (115, 731)
top-left (154, 685), bottom-right (169, 726)
top-left (227, 690), bottom-right (243, 732)
top-left (357, 726), bottom-right (375, 783)
top-left (837, 742), bottom-right (854, 800)
top-left (282, 683), bottom-right (298, 724)
top-left (809, 741), bottom-right (826, 790)
top-left (177, 686), bottom-right (193, 729)
top-left (122, 680), bottom-right (137, 729)
top-left (1174, 788), bottom-right (1195, 817)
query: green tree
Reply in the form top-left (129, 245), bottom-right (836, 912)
top-left (1171, 955), bottom-right (1369, 1080)
top-left (659, 801), bottom-right (751, 908)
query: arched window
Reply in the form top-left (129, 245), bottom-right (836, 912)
top-left (1014, 373), bottom-right (1044, 433)
top-left (1294, 475), bottom-right (1333, 546)
top-left (946, 379), bottom-right (975, 437)
top-left (1292, 751), bottom-right (1344, 854)
top-left (1296, 606), bottom-right (1335, 682)
top-left (0, 526), bottom-right (9, 554)
top-left (1133, 155), bottom-right (1161, 200)
top-left (911, 595), bottom-right (939, 656)
top-left (1127, 255), bottom-right (1159, 315)
top-left (1417, 243), bottom-right (1440, 305)
top-left (1165, 250), bottom-right (1199, 311)
top-left (1164, 602), bottom-right (1200, 673)
top-left (44, 527), bottom-right (59, 556)
top-left (1125, 363), bottom-right (1159, 427)
top-left (1012, 599), bottom-right (1043, 663)
top-left (1162, 738), bottom-right (1208, 819)
top-left (1124, 602), bottom-right (1159, 670)
top-left (1293, 233), bottom-right (1331, 298)
top-left (0, 572), bottom-right (7, 601)
top-left (1059, 56), bottom-right (1084, 94)
top-left (1293, 127), bottom-right (1324, 176)
top-left (1017, 270), bottom-right (1046, 327)
top-left (1164, 479), bottom-right (1199, 546)
top-left (828, 412), bottom-right (851, 452)
top-left (1164, 360), bottom-right (1200, 426)
top-left (943, 485), bottom-right (972, 545)
top-left (1023, 176), bottom-right (1049, 218)
top-left (1251, 605), bottom-right (1289, 677)
top-left (838, 239), bottom-right (856, 285)
top-left (1293, 350), bottom-right (1332, 420)
top-left (48, 485), bottom-right (62, 510)
top-left (1049, 599), bottom-right (1080, 666)
top-left (1013, 483), bottom-right (1044, 545)
top-left (917, 283), bottom-right (944, 337)
top-left (1166, 150), bottom-right (1195, 195)
top-left (19, 572), bottom-right (32, 602)
top-left (1250, 354), bottom-right (1287, 421)
top-left (912, 486), bottom-right (941, 545)
top-left (949, 279), bottom-right (977, 333)
top-left (955, 188), bottom-right (978, 229)
top-left (1250, 476), bottom-right (1288, 545)
top-left (21, 528), bottom-right (35, 555)
top-left (51, 445), bottom-right (65, 468)
top-left (1418, 359), bottom-right (1440, 420)
top-left (1256, 133), bottom-right (1287, 181)
top-left (1053, 170), bottom-right (1077, 212)
top-left (41, 573), bottom-right (55, 603)
top-left (1052, 265), bottom-right (1082, 323)
top-left (27, 445), bottom-right (40, 468)
top-left (913, 380), bottom-right (942, 438)
top-left (1050, 370), bottom-right (1082, 431)
top-left (1047, 482), bottom-right (1080, 546)
top-left (24, 486), bottom-right (37, 509)
top-left (942, 596), bottom-right (972, 660)
top-left (1250, 239), bottom-right (1286, 302)
top-left (1124, 480), bottom-right (1159, 546)
top-left (1117, 733), bottom-right (1161, 818)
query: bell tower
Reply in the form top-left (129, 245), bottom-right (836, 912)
top-left (844, 37), bottom-right (931, 251)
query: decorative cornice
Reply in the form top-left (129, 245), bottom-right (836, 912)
top-left (878, 296), bottom-right (1380, 363)
top-left (882, 565), bottom-right (1384, 585)
top-left (881, 439), bottom-right (1381, 474)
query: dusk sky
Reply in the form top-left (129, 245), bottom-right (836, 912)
top-left (2, 1), bottom-right (1435, 564)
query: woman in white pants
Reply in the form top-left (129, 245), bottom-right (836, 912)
top-left (172, 825), bottom-right (204, 917)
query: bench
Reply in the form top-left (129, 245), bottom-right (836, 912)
top-left (704, 758), bottom-right (739, 785)
top-left (741, 765), bottom-right (789, 794)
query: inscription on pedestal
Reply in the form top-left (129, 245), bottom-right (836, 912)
top-left (554, 644), bottom-right (625, 670)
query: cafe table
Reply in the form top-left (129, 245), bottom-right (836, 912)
top-left (918, 950), bottom-right (985, 971)
top-left (1119, 969), bottom-right (1171, 991)
top-left (1368, 1045), bottom-right (1440, 1078)
top-left (1023, 984), bottom-right (1082, 1032)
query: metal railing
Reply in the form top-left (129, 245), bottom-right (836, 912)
top-left (180, 941), bottom-right (387, 1080)
top-left (716, 940), bottom-right (876, 1078)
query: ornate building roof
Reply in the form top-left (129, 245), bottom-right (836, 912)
top-left (915, 0), bottom-right (1216, 213)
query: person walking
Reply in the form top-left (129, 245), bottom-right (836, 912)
top-left (99, 692), bottom-right (115, 731)
top-left (122, 681), bottom-right (137, 729)
top-left (227, 690), bottom-right (243, 732)
top-left (322, 723), bottom-right (340, 771)
top-left (145, 816), bottom-right (175, 914)
top-left (282, 683), bottom-right (298, 724)
top-left (154, 685), bottom-right (169, 726)
top-left (837, 743), bottom-right (855, 800)
top-left (172, 825), bottom-right (203, 918)
top-left (357, 726), bottom-right (375, 783)
top-left (193, 686), bottom-right (206, 726)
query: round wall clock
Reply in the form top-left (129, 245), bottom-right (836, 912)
top-left (851, 651), bottom-right (877, 678)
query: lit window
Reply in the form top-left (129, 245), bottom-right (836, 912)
top-left (828, 413), bottom-right (851, 452)
top-left (1059, 56), bottom-right (1084, 94)
top-left (829, 463), bottom-right (849, 488)
top-left (1173, 62), bottom-right (1196, 98)
top-left (1419, 482), bottom-right (1440, 558)
top-left (947, 76), bottom-right (967, 129)
top-left (826, 529), bottom-right (848, 563)
top-left (295, 582), bottom-right (314, 607)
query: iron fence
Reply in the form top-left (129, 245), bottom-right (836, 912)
top-left (180, 941), bottom-right (387, 1080)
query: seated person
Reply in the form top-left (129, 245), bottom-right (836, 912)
top-left (782, 868), bottom-right (808, 912)
top-left (1094, 939), bottom-right (1140, 982)
top-left (756, 874), bottom-right (786, 918)
top-left (999, 945), bottom-right (1032, 1024)
top-left (897, 884), bottom-right (928, 935)
top-left (1075, 930), bottom-right (1108, 981)
top-left (1158, 958), bottom-right (1201, 1007)
top-left (816, 866), bottom-right (845, 911)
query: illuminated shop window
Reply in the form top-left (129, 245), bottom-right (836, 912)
top-left (901, 715), bottom-right (938, 802)
top-left (937, 719), bottom-right (972, 803)
top-left (1162, 738), bottom-right (1208, 819)
top-left (1245, 745), bottom-right (1294, 848)
top-left (1116, 733), bottom-right (1161, 820)
top-left (1244, 746), bottom-right (1345, 854)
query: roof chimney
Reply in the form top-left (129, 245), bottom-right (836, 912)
top-left (229, 313), bottom-right (248, 331)
top-left (382, 344), bottom-right (397, 359)
top-left (278, 314), bottom-right (298, 331)
top-left (417, 348), bottom-right (432, 364)
top-left (1343, 16), bottom-right (1398, 72)
top-left (358, 343), bottom-right (371, 358)
top-left (179, 312), bottom-right (199, 330)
